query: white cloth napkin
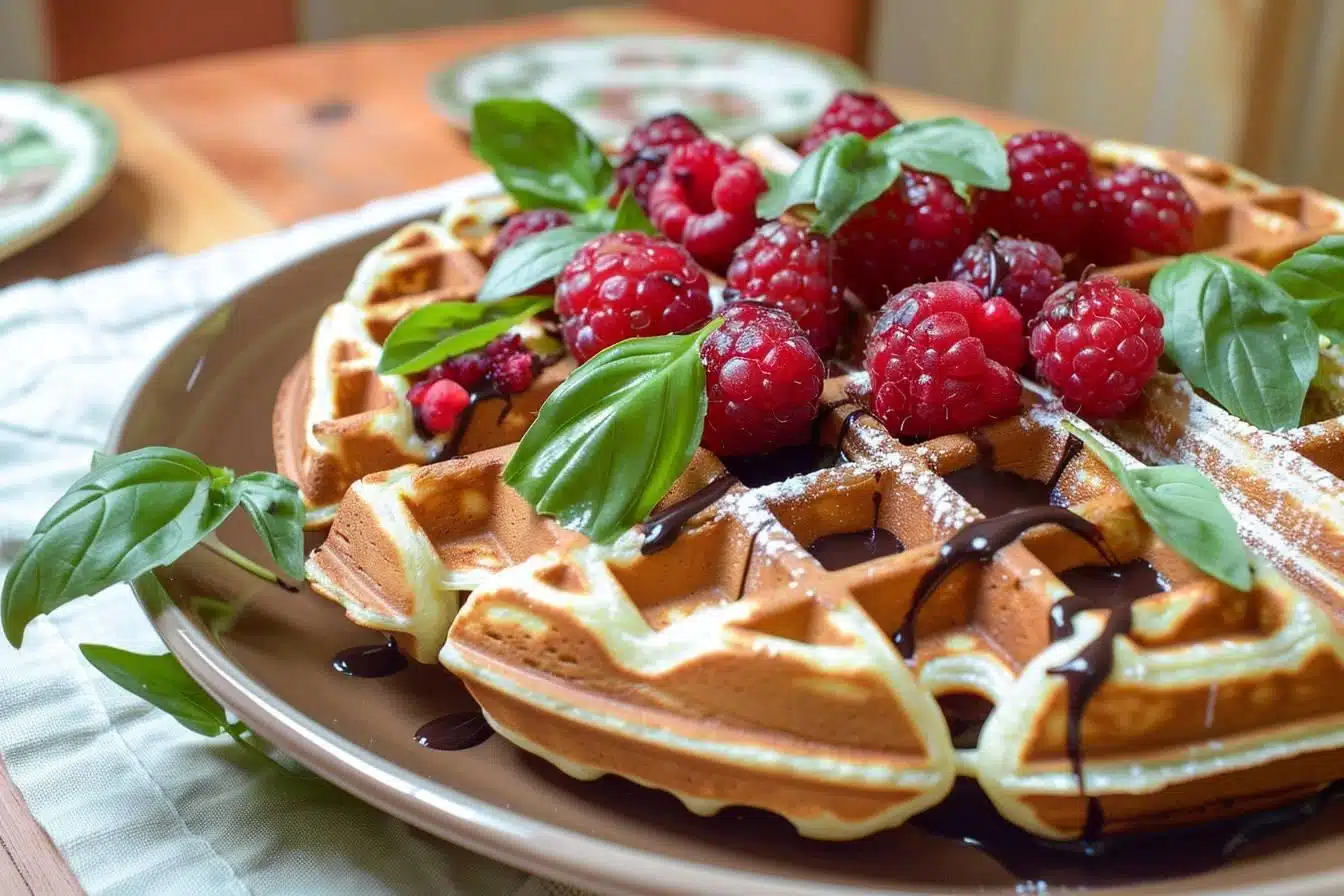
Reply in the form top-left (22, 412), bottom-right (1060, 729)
top-left (0, 183), bottom-right (593, 896)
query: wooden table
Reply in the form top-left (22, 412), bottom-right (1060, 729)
top-left (0, 7), bottom-right (1042, 892)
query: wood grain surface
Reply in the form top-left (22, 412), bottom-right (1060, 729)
top-left (0, 8), bottom-right (1042, 891)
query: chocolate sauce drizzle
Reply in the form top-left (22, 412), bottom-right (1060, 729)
top-left (414, 709), bottom-right (493, 751)
top-left (423, 383), bottom-right (511, 464)
top-left (892, 506), bottom-right (1114, 659)
top-left (1045, 433), bottom-right (1084, 496)
top-left (331, 637), bottom-right (407, 678)
top-left (641, 474), bottom-right (736, 555)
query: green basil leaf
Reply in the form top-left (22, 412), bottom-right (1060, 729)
top-left (471, 98), bottom-right (612, 212)
top-left (873, 116), bottom-right (1010, 190)
top-left (478, 225), bottom-right (600, 302)
top-left (758, 133), bottom-right (903, 236)
top-left (80, 644), bottom-right (229, 736)
top-left (1150, 255), bottom-right (1319, 431)
top-left (610, 188), bottom-right (657, 234)
top-left (378, 295), bottom-right (553, 374)
top-left (503, 321), bottom-right (720, 544)
top-left (235, 472), bottom-right (307, 580)
top-left (89, 451), bottom-right (113, 471)
top-left (1064, 424), bottom-right (1253, 590)
top-left (1268, 234), bottom-right (1344, 344)
top-left (2, 448), bottom-right (240, 647)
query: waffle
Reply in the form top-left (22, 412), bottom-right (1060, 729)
top-left (297, 134), bottom-right (1344, 841)
top-left (273, 191), bottom-right (572, 526)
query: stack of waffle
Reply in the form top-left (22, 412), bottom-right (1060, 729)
top-left (279, 136), bottom-right (1344, 841)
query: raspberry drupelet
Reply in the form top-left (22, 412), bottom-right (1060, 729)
top-left (554, 231), bottom-right (713, 363)
top-left (724, 220), bottom-right (847, 357)
top-left (973, 130), bottom-right (1094, 256)
top-left (647, 138), bottom-right (768, 273)
top-left (799, 91), bottom-right (901, 155)
top-left (612, 113), bottom-right (704, 211)
top-left (1028, 275), bottom-right (1165, 418)
top-left (864, 281), bottom-right (1025, 438)
top-left (700, 302), bottom-right (825, 457)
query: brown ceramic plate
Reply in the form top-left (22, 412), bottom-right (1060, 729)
top-left (108, 217), bottom-right (1344, 896)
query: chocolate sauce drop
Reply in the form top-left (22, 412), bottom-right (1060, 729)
top-left (806, 476), bottom-right (906, 570)
top-left (892, 506), bottom-right (1113, 660)
top-left (1045, 559), bottom-right (1170, 841)
top-left (721, 443), bottom-right (827, 488)
top-left (414, 710), bottom-right (493, 750)
top-left (331, 637), bottom-right (407, 678)
top-left (641, 474), bottom-right (736, 555)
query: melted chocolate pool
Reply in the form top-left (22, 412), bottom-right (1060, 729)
top-left (805, 483), bottom-right (905, 570)
top-left (331, 637), bottom-right (407, 678)
top-left (414, 710), bottom-right (493, 751)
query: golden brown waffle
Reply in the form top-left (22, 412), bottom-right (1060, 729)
top-left (273, 192), bottom-right (572, 526)
top-left (299, 135), bottom-right (1344, 841)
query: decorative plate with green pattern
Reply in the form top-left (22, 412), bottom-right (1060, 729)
top-left (429, 34), bottom-right (867, 145)
top-left (0, 81), bottom-right (117, 263)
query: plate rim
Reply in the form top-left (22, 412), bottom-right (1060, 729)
top-left (105, 191), bottom-right (1344, 896)
top-left (0, 79), bottom-right (118, 263)
top-left (425, 31), bottom-right (867, 143)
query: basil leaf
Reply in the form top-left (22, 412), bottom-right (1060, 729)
top-left (235, 472), bottom-right (307, 580)
top-left (1065, 424), bottom-right (1252, 591)
top-left (1150, 255), bottom-right (1319, 431)
top-left (610, 188), bottom-right (657, 234)
top-left (471, 98), bottom-right (612, 212)
top-left (2, 448), bottom-right (239, 647)
top-left (504, 321), bottom-right (720, 543)
top-left (80, 644), bottom-right (229, 736)
top-left (378, 295), bottom-right (553, 374)
top-left (478, 226), bottom-right (600, 302)
top-left (89, 451), bottom-right (113, 471)
top-left (1268, 234), bottom-right (1344, 344)
top-left (758, 133), bottom-right (902, 236)
top-left (874, 117), bottom-right (1010, 190)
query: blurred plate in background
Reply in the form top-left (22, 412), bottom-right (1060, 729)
top-left (0, 81), bottom-right (117, 263)
top-left (428, 33), bottom-right (865, 144)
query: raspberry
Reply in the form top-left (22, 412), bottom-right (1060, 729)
top-left (864, 282), bottom-right (1024, 438)
top-left (950, 233), bottom-right (1067, 323)
top-left (492, 209), bottom-right (572, 293)
top-left (1090, 165), bottom-right (1197, 259)
top-left (647, 138), bottom-right (767, 273)
top-left (799, 91), bottom-right (901, 155)
top-left (836, 171), bottom-right (976, 309)
top-left (418, 379), bottom-right (472, 433)
top-left (973, 130), bottom-right (1094, 256)
top-left (1028, 275), bottom-right (1165, 418)
top-left (612, 113), bottom-right (703, 211)
top-left (485, 333), bottom-right (525, 358)
top-left (428, 351), bottom-right (490, 389)
top-left (406, 380), bottom-right (431, 406)
top-left (555, 232), bottom-right (713, 363)
top-left (700, 303), bottom-right (825, 456)
top-left (724, 221), bottom-right (846, 356)
top-left (488, 350), bottom-right (536, 394)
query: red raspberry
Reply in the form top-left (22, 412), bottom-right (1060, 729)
top-left (973, 131), bottom-right (1094, 256)
top-left (647, 138), bottom-right (767, 273)
top-left (418, 379), bottom-right (472, 433)
top-left (485, 333), bottom-right (525, 358)
top-left (950, 233), bottom-right (1067, 323)
top-left (700, 303), bottom-right (824, 457)
top-left (864, 282), bottom-right (1024, 438)
top-left (612, 113), bottom-right (703, 211)
top-left (836, 171), bottom-right (976, 309)
top-left (488, 350), bottom-right (536, 394)
top-left (492, 209), bottom-right (572, 294)
top-left (1028, 275), bottom-right (1165, 418)
top-left (427, 351), bottom-right (490, 389)
top-left (724, 221), bottom-right (846, 357)
top-left (1090, 165), bottom-right (1197, 259)
top-left (799, 91), bottom-right (901, 155)
top-left (555, 232), bottom-right (713, 363)
top-left (406, 380), bottom-right (431, 406)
